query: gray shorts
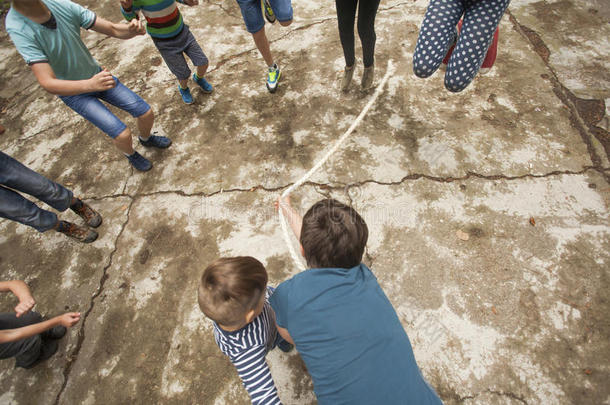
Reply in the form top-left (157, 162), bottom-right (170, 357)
top-left (153, 25), bottom-right (209, 80)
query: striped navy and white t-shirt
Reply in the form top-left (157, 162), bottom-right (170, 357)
top-left (213, 287), bottom-right (282, 405)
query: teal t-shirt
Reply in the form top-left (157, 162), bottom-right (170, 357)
top-left (6, 0), bottom-right (100, 80)
top-left (270, 264), bottom-right (444, 405)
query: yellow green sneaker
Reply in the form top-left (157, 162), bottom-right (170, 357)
top-left (266, 63), bottom-right (281, 93)
top-left (262, 0), bottom-right (276, 23)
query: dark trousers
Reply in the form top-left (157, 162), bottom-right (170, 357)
top-left (0, 312), bottom-right (43, 367)
top-left (335, 0), bottom-right (381, 68)
top-left (0, 151), bottom-right (73, 232)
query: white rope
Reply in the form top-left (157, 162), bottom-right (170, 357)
top-left (279, 60), bottom-right (395, 269)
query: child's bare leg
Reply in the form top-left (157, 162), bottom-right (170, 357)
top-left (195, 64), bottom-right (208, 78)
top-left (136, 109), bottom-right (154, 140)
top-left (178, 79), bottom-right (189, 88)
top-left (252, 27), bottom-right (274, 66)
top-left (113, 128), bottom-right (135, 155)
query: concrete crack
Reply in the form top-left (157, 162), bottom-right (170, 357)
top-left (53, 197), bottom-right (136, 405)
top-left (378, 0), bottom-right (412, 13)
top-left (84, 166), bottom-right (602, 203)
top-left (207, 1), bottom-right (241, 19)
top-left (8, 118), bottom-right (73, 147)
top-left (507, 11), bottom-right (609, 177)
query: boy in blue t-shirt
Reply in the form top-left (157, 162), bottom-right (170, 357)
top-left (6, 0), bottom-right (172, 172)
top-left (273, 197), bottom-right (444, 404)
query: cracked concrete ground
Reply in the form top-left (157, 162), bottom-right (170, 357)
top-left (0, 0), bottom-right (608, 403)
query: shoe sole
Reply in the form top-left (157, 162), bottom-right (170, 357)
top-left (139, 139), bottom-right (172, 149)
top-left (266, 83), bottom-right (278, 93)
top-left (263, 2), bottom-right (276, 23)
top-left (132, 163), bottom-right (153, 172)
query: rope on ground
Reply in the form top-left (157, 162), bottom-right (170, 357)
top-left (279, 60), bottom-right (396, 270)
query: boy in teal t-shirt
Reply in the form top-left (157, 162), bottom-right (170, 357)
top-left (6, 0), bottom-right (172, 172)
top-left (273, 197), bottom-right (444, 404)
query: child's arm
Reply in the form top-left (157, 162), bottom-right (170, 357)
top-left (275, 196), bottom-right (302, 240)
top-left (90, 16), bottom-right (145, 40)
top-left (30, 64), bottom-right (116, 96)
top-left (0, 313), bottom-right (81, 344)
top-left (0, 280), bottom-right (36, 317)
top-left (229, 347), bottom-right (283, 405)
top-left (276, 325), bottom-right (294, 345)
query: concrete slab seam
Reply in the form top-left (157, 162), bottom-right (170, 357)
top-left (507, 11), bottom-right (610, 175)
top-left (83, 166), bottom-right (603, 203)
top-left (53, 197), bottom-right (136, 405)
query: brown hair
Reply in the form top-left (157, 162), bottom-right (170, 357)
top-left (198, 257), bottom-right (268, 328)
top-left (300, 199), bottom-right (368, 269)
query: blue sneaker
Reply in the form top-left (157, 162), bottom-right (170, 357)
top-left (266, 63), bottom-right (281, 93)
top-left (127, 151), bottom-right (152, 172)
top-left (178, 85), bottom-right (193, 104)
top-left (193, 73), bottom-right (213, 94)
top-left (139, 134), bottom-right (172, 149)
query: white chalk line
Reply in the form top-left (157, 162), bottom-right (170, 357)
top-left (279, 60), bottom-right (396, 269)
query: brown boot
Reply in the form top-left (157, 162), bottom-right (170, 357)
top-left (361, 64), bottom-right (375, 90)
top-left (341, 65), bottom-right (354, 93)
top-left (70, 198), bottom-right (102, 228)
top-left (56, 220), bottom-right (98, 243)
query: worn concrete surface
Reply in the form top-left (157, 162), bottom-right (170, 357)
top-left (0, 0), bottom-right (608, 403)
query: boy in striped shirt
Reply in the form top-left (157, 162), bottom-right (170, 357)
top-left (120, 0), bottom-right (213, 104)
top-left (198, 257), bottom-right (293, 405)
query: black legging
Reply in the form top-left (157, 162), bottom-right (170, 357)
top-left (335, 0), bottom-right (381, 68)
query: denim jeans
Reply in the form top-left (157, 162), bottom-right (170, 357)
top-left (59, 76), bottom-right (150, 139)
top-left (0, 151), bottom-right (72, 232)
top-left (0, 311), bottom-right (43, 367)
top-left (236, 0), bottom-right (293, 33)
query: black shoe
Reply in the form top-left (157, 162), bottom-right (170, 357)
top-left (16, 340), bottom-right (58, 369)
top-left (41, 325), bottom-right (67, 340)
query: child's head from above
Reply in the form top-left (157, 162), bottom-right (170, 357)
top-left (300, 198), bottom-right (368, 269)
top-left (198, 256), bottom-right (267, 330)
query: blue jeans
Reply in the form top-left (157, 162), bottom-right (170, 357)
top-left (237, 0), bottom-right (293, 33)
top-left (59, 76), bottom-right (150, 139)
top-left (0, 151), bottom-right (72, 232)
